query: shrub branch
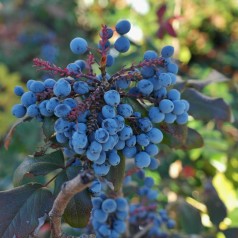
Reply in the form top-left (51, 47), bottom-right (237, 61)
top-left (49, 170), bottom-right (94, 238)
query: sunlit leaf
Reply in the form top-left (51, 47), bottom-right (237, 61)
top-left (182, 88), bottom-right (232, 122)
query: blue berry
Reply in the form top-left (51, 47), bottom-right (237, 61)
top-left (137, 79), bottom-right (154, 96)
top-left (95, 128), bottom-right (110, 143)
top-left (53, 78), bottom-right (71, 98)
top-left (70, 37), bottom-right (88, 54)
top-left (73, 81), bottom-right (89, 94)
top-left (176, 112), bottom-right (188, 124)
top-left (27, 104), bottom-right (39, 117)
top-left (29, 81), bottom-right (45, 93)
top-left (106, 54), bottom-right (115, 67)
top-left (143, 50), bottom-right (158, 60)
top-left (102, 198), bottom-right (117, 213)
top-left (54, 104), bottom-right (71, 118)
top-left (115, 20), bottom-right (131, 35)
top-left (135, 152), bottom-right (151, 168)
top-left (102, 105), bottom-right (116, 118)
top-left (108, 150), bottom-right (120, 166)
top-left (117, 104), bottom-right (133, 118)
top-left (159, 73), bottom-right (171, 87)
top-left (14, 86), bottom-right (24, 96)
top-left (144, 177), bottom-right (154, 188)
top-left (138, 117), bottom-right (152, 132)
top-left (145, 143), bottom-right (159, 156)
top-left (104, 90), bottom-right (120, 106)
top-left (148, 107), bottom-right (165, 123)
top-left (21, 92), bottom-right (37, 107)
top-left (164, 113), bottom-right (176, 124)
top-left (122, 146), bottom-right (137, 158)
top-left (12, 104), bottom-right (26, 118)
top-left (161, 45), bottom-right (174, 58)
top-left (43, 78), bottom-right (56, 88)
top-left (93, 209), bottom-right (108, 223)
top-left (167, 89), bottom-right (180, 101)
top-left (147, 128), bottom-right (163, 144)
top-left (159, 99), bottom-right (174, 113)
top-left (66, 63), bottom-right (81, 74)
top-left (114, 36), bottom-right (130, 53)
top-left (167, 62), bottom-right (178, 74)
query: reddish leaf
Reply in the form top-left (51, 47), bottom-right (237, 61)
top-left (156, 4), bottom-right (167, 23)
top-left (156, 26), bottom-right (165, 39)
top-left (4, 117), bottom-right (31, 150)
top-left (165, 21), bottom-right (177, 37)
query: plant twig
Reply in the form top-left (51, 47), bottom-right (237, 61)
top-left (133, 223), bottom-right (154, 238)
top-left (49, 170), bottom-right (94, 238)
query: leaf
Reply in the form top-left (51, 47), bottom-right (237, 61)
top-left (106, 152), bottom-right (126, 192)
top-left (203, 180), bottom-right (227, 226)
top-left (223, 228), bottom-right (238, 238)
top-left (156, 4), bottom-right (167, 22)
top-left (0, 183), bottom-right (53, 238)
top-left (13, 150), bottom-right (65, 186)
top-left (54, 167), bottom-right (92, 228)
top-left (182, 88), bottom-right (232, 122)
top-left (178, 201), bottom-right (203, 234)
top-left (185, 128), bottom-right (204, 150)
top-left (164, 21), bottom-right (177, 37)
top-left (175, 70), bottom-right (229, 91)
top-left (42, 117), bottom-right (56, 139)
top-left (4, 116), bottom-right (31, 149)
top-left (156, 27), bottom-right (165, 39)
top-left (160, 123), bottom-right (203, 150)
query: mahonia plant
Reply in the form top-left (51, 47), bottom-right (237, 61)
top-left (3, 19), bottom-right (190, 238)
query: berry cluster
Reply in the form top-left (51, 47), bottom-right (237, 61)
top-left (129, 175), bottom-right (175, 237)
top-left (91, 196), bottom-right (128, 238)
top-left (12, 19), bottom-right (189, 237)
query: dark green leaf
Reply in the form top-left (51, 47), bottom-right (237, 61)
top-left (0, 183), bottom-right (53, 238)
top-left (185, 128), bottom-right (204, 149)
top-left (42, 117), bottom-right (56, 139)
top-left (54, 167), bottom-right (92, 228)
top-left (203, 181), bottom-right (227, 226)
top-left (182, 88), bottom-right (232, 122)
top-left (223, 228), bottom-right (238, 238)
top-left (160, 123), bottom-right (187, 149)
top-left (106, 152), bottom-right (126, 192)
top-left (13, 150), bottom-right (65, 186)
top-left (178, 201), bottom-right (203, 234)
top-left (160, 123), bottom-right (203, 149)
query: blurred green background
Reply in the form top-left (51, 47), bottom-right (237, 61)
top-left (0, 0), bottom-right (238, 237)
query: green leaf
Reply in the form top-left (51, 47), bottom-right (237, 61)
top-left (106, 152), bottom-right (126, 192)
top-left (54, 167), bottom-right (92, 228)
top-left (182, 88), bottom-right (232, 122)
top-left (13, 150), bottom-right (65, 186)
top-left (0, 183), bottom-right (53, 238)
top-left (160, 123), bottom-right (203, 150)
top-left (185, 128), bottom-right (204, 150)
top-left (42, 117), bottom-right (56, 139)
top-left (178, 201), bottom-right (203, 234)
top-left (223, 228), bottom-right (238, 238)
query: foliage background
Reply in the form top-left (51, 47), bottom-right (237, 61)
top-left (0, 0), bottom-right (238, 237)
